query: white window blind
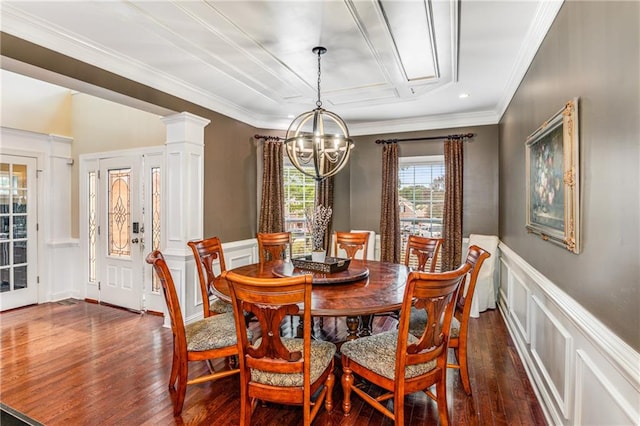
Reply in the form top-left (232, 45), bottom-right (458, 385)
top-left (283, 161), bottom-right (316, 256)
top-left (399, 155), bottom-right (445, 270)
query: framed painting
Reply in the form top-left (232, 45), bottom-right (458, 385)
top-left (525, 98), bottom-right (580, 253)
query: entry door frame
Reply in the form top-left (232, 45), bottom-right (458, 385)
top-left (79, 146), bottom-right (166, 313)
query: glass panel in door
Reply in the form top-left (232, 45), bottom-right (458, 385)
top-left (0, 155), bottom-right (38, 310)
top-left (99, 156), bottom-right (142, 312)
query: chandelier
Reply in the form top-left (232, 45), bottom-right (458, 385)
top-left (284, 46), bottom-right (354, 181)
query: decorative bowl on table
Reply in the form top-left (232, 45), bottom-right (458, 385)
top-left (291, 256), bottom-right (351, 274)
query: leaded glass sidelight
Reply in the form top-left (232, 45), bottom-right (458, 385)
top-left (108, 168), bottom-right (131, 257)
top-left (88, 172), bottom-right (97, 282)
top-left (151, 167), bottom-right (161, 292)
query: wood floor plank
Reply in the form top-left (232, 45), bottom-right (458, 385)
top-left (0, 301), bottom-right (545, 425)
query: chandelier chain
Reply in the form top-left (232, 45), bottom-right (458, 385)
top-left (316, 49), bottom-right (322, 108)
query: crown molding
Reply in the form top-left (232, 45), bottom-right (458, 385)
top-left (496, 0), bottom-right (564, 121)
top-left (347, 110), bottom-right (500, 136)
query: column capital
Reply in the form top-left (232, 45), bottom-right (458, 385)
top-left (161, 112), bottom-right (210, 145)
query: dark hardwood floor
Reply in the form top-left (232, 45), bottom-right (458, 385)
top-left (0, 300), bottom-right (546, 425)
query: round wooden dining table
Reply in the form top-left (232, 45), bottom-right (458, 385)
top-left (213, 259), bottom-right (410, 340)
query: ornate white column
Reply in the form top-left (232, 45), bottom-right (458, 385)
top-left (160, 112), bottom-right (210, 325)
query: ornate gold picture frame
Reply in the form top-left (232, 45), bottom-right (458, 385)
top-left (525, 98), bottom-right (580, 253)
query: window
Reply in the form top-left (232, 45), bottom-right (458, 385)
top-left (399, 155), bottom-right (445, 269)
top-left (283, 161), bottom-right (316, 256)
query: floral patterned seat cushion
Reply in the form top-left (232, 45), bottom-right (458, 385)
top-left (185, 311), bottom-right (251, 352)
top-left (341, 330), bottom-right (437, 380)
top-left (408, 307), bottom-right (460, 339)
top-left (209, 297), bottom-right (233, 314)
top-left (250, 338), bottom-right (336, 387)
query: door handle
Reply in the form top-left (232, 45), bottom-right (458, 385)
top-left (131, 238), bottom-right (139, 244)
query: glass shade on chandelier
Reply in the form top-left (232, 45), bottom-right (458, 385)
top-left (284, 46), bottom-right (354, 181)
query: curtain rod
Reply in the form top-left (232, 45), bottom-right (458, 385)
top-left (254, 134), bottom-right (285, 141)
top-left (255, 133), bottom-right (474, 143)
top-left (374, 132), bottom-right (474, 144)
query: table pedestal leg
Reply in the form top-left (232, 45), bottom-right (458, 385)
top-left (345, 316), bottom-right (359, 340)
top-left (297, 319), bottom-right (303, 338)
top-left (358, 314), bottom-right (373, 337)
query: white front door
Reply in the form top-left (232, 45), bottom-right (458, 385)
top-left (0, 155), bottom-right (38, 311)
top-left (82, 151), bottom-right (165, 313)
top-left (99, 156), bottom-right (144, 311)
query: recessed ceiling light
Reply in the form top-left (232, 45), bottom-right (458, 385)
top-left (459, 93), bottom-right (470, 99)
top-left (287, 114), bottom-right (295, 119)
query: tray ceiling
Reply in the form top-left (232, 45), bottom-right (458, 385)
top-left (1, 1), bottom-right (563, 135)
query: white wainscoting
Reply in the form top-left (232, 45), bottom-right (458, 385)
top-left (498, 242), bottom-right (640, 426)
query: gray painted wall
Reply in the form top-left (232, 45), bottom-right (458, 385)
top-left (499, 1), bottom-right (640, 350)
top-left (346, 125), bottom-right (499, 237)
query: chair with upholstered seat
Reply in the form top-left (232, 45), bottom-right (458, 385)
top-left (188, 237), bottom-right (232, 317)
top-left (256, 232), bottom-right (291, 263)
top-left (222, 270), bottom-right (336, 426)
top-left (378, 235), bottom-right (445, 323)
top-left (341, 260), bottom-right (471, 425)
top-left (408, 245), bottom-right (490, 395)
top-left (404, 235), bottom-right (443, 272)
top-left (330, 231), bottom-right (371, 332)
top-left (333, 231), bottom-right (369, 260)
top-left (146, 250), bottom-right (249, 416)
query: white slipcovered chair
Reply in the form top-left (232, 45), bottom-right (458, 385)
top-left (467, 234), bottom-right (499, 318)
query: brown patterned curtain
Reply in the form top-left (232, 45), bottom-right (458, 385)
top-left (380, 143), bottom-right (401, 263)
top-left (315, 177), bottom-right (334, 254)
top-left (258, 140), bottom-right (284, 233)
top-left (441, 137), bottom-right (464, 271)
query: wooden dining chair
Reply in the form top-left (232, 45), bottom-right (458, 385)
top-left (222, 270), bottom-right (336, 426)
top-left (256, 232), bottom-right (291, 263)
top-left (341, 261), bottom-right (471, 426)
top-left (146, 250), bottom-right (247, 416)
top-left (333, 231), bottom-right (369, 260)
top-left (377, 235), bottom-right (444, 323)
top-left (188, 237), bottom-right (233, 317)
top-left (408, 245), bottom-right (490, 395)
top-left (404, 235), bottom-right (443, 272)
top-left (330, 231), bottom-right (371, 332)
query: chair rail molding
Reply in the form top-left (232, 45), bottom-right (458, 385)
top-left (497, 241), bottom-right (640, 426)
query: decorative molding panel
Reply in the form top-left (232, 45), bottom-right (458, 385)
top-left (166, 151), bottom-right (184, 245)
top-left (508, 268), bottom-right (530, 343)
top-left (498, 257), bottom-right (509, 311)
top-left (574, 350), bottom-right (639, 425)
top-left (121, 268), bottom-right (133, 291)
top-left (530, 295), bottom-right (573, 418)
top-left (498, 242), bottom-right (640, 425)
